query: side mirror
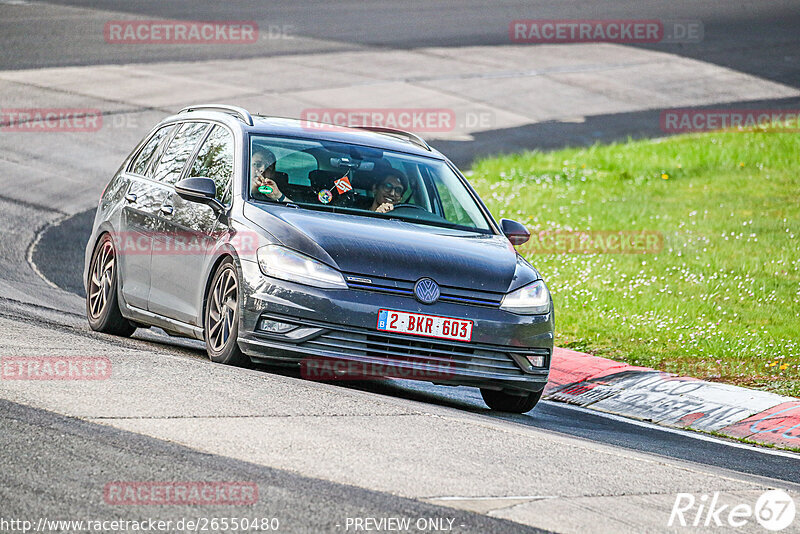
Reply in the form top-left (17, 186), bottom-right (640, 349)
top-left (175, 177), bottom-right (223, 211)
top-left (500, 218), bottom-right (530, 245)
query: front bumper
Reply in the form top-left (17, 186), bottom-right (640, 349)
top-left (237, 259), bottom-right (554, 393)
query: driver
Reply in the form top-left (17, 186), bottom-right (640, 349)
top-left (370, 169), bottom-right (408, 213)
top-left (251, 147), bottom-right (291, 203)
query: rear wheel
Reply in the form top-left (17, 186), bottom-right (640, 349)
top-left (86, 234), bottom-right (136, 337)
top-left (481, 388), bottom-right (542, 413)
top-left (204, 259), bottom-right (249, 367)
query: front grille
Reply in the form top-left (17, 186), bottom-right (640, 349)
top-left (253, 313), bottom-right (550, 379)
top-left (257, 316), bottom-right (548, 379)
top-left (305, 330), bottom-right (524, 377)
top-left (344, 274), bottom-right (503, 308)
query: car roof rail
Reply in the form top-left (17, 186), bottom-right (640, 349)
top-left (350, 126), bottom-right (432, 151)
top-left (178, 104), bottom-right (254, 126)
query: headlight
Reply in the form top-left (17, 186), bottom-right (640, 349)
top-left (500, 280), bottom-right (550, 314)
top-left (257, 245), bottom-right (347, 289)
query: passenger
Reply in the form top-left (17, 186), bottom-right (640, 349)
top-left (370, 169), bottom-right (407, 213)
top-left (251, 147), bottom-right (291, 202)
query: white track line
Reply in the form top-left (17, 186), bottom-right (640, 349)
top-left (544, 400), bottom-right (800, 460)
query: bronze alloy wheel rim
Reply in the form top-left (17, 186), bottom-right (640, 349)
top-left (207, 267), bottom-right (238, 352)
top-left (88, 240), bottom-right (115, 319)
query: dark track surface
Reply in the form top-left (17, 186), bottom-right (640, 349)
top-left (2, 0), bottom-right (799, 91)
top-left (34, 208), bottom-right (94, 297)
top-left (3, 0), bottom-right (797, 167)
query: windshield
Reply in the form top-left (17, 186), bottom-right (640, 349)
top-left (248, 135), bottom-right (492, 233)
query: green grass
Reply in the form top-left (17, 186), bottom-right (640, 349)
top-left (469, 128), bottom-right (800, 397)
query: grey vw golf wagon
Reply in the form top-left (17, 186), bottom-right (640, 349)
top-left (84, 105), bottom-right (554, 413)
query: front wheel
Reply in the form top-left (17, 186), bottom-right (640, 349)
top-left (86, 234), bottom-right (136, 337)
top-left (204, 258), bottom-right (249, 367)
top-left (481, 388), bottom-right (543, 413)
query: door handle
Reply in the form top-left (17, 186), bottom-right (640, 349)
top-left (160, 204), bottom-right (174, 215)
top-left (124, 192), bottom-right (137, 203)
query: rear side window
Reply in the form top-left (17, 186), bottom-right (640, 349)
top-left (152, 122), bottom-right (209, 185)
top-left (188, 125), bottom-right (235, 204)
top-left (270, 146), bottom-right (317, 186)
top-left (130, 124), bottom-right (174, 177)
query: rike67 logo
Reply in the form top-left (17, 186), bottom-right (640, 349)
top-left (669, 490), bottom-right (796, 531)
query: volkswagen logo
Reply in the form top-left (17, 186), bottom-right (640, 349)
top-left (414, 278), bottom-right (440, 304)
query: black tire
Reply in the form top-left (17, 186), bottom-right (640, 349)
top-left (203, 258), bottom-right (249, 367)
top-left (480, 388), bottom-right (543, 413)
top-left (86, 234), bottom-right (136, 337)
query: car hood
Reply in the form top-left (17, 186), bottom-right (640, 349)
top-left (243, 204), bottom-right (529, 293)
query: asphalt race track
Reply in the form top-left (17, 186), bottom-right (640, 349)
top-left (2, 1), bottom-right (800, 532)
top-left (32, 207), bottom-right (800, 485)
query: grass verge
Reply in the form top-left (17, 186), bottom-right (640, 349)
top-left (470, 128), bottom-right (799, 397)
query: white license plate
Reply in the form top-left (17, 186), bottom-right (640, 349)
top-left (377, 309), bottom-right (473, 342)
